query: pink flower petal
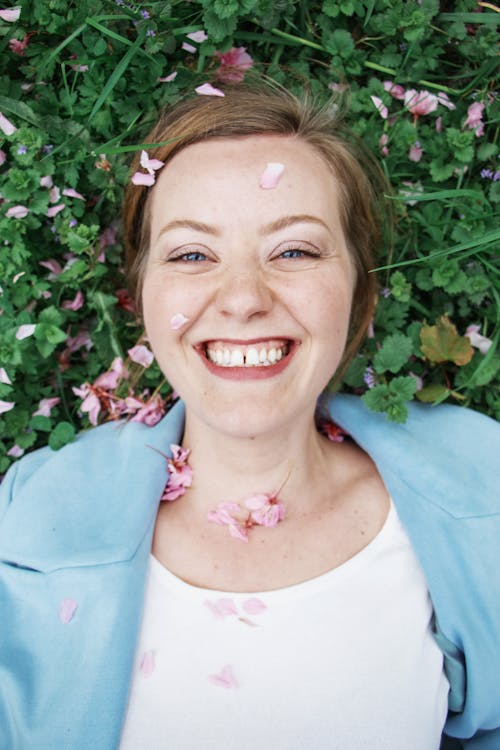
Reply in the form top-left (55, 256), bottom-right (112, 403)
top-left (195, 82), bottom-right (225, 97)
top-left (243, 492), bottom-right (269, 511)
top-left (0, 111), bottom-right (16, 135)
top-left (0, 148), bottom-right (6, 165)
top-left (39, 258), bottom-right (63, 276)
top-left (187, 30), bottom-right (207, 43)
top-left (7, 444), bottom-right (24, 458)
top-left (6, 204), bottom-right (28, 218)
top-left (0, 7), bottom-right (21, 22)
top-left (12, 271), bottom-right (25, 283)
top-left (204, 598), bottom-right (238, 619)
top-left (182, 42), bottom-right (197, 54)
top-left (170, 312), bottom-right (189, 330)
top-left (0, 367), bottom-right (12, 385)
top-left (47, 204), bottom-right (65, 218)
top-left (59, 598), bottom-right (78, 624)
top-left (228, 523), bottom-right (249, 542)
top-left (259, 162), bottom-right (285, 189)
top-left (139, 150), bottom-right (164, 172)
top-left (242, 598), bottom-right (267, 615)
top-left (158, 71), bottom-right (177, 83)
top-left (39, 175), bottom-right (53, 188)
top-left (61, 290), bottom-right (84, 311)
top-left (49, 186), bottom-right (61, 203)
top-left (466, 325), bottom-right (492, 355)
top-left (16, 323), bottom-right (36, 340)
top-left (140, 650), bottom-right (155, 677)
top-left (0, 400), bottom-right (15, 414)
top-left (370, 95), bottom-right (388, 120)
top-left (33, 396), bottom-right (60, 417)
top-left (62, 187), bottom-right (85, 200)
top-left (131, 171), bottom-right (155, 186)
top-left (208, 664), bottom-right (238, 689)
top-left (128, 344), bottom-right (154, 368)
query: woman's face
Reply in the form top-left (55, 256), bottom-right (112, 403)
top-left (142, 135), bottom-right (355, 438)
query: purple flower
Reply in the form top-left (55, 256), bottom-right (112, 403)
top-left (146, 28), bottom-right (155, 37)
top-left (380, 287), bottom-right (390, 298)
top-left (141, 9), bottom-right (150, 18)
top-left (364, 366), bottom-right (376, 389)
top-left (17, 145), bottom-right (27, 155)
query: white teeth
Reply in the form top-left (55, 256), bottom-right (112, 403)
top-left (206, 342), bottom-right (289, 368)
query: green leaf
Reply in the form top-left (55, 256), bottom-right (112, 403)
top-left (49, 421), bottom-right (76, 451)
top-left (390, 271), bottom-right (412, 303)
top-left (416, 383), bottom-right (450, 403)
top-left (420, 316), bottom-right (474, 366)
top-left (373, 333), bottom-right (413, 374)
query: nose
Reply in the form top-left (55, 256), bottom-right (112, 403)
top-left (215, 266), bottom-right (273, 322)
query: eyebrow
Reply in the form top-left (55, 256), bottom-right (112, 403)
top-left (158, 214), bottom-right (330, 238)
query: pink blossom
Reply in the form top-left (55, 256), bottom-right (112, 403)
top-left (16, 323), bottom-right (36, 340)
top-left (40, 175), bottom-right (53, 188)
top-left (319, 420), bottom-right (347, 443)
top-left (204, 598), bottom-right (238, 619)
top-left (464, 101), bottom-right (485, 137)
top-left (131, 394), bottom-right (164, 426)
top-left (6, 205), bottom-right (28, 218)
top-left (161, 444), bottom-right (193, 500)
top-left (465, 324), bottom-right (492, 355)
top-left (61, 290), bottom-right (84, 311)
top-left (128, 344), bottom-right (154, 368)
top-left (207, 501), bottom-right (251, 541)
top-left (378, 133), bottom-right (389, 157)
top-left (0, 111), bottom-right (16, 135)
top-left (242, 598), bottom-right (267, 615)
top-left (7, 444), bottom-right (24, 458)
top-left (436, 92), bottom-right (455, 110)
top-left (65, 328), bottom-right (92, 353)
top-left (140, 650), bottom-right (155, 677)
top-left (0, 7), bottom-right (20, 22)
top-left (72, 384), bottom-right (101, 425)
top-left (49, 185), bottom-right (61, 203)
top-left (94, 356), bottom-right (126, 390)
top-left (59, 598), bottom-right (78, 624)
top-left (244, 491), bottom-right (286, 528)
top-left (131, 150), bottom-right (164, 186)
top-left (33, 396), bottom-right (61, 417)
top-left (47, 203), bottom-right (65, 218)
top-left (0, 367), bottom-right (12, 385)
top-left (182, 42), bottom-right (197, 54)
top-left (8, 34), bottom-right (28, 54)
top-left (208, 664), bottom-right (238, 689)
top-left (63, 187), bottom-right (85, 200)
top-left (195, 82), bottom-right (225, 97)
top-left (39, 258), bottom-right (63, 277)
top-left (383, 81), bottom-right (405, 100)
top-left (0, 400), bottom-right (15, 414)
top-left (370, 95), bottom-right (388, 120)
top-left (187, 30), bottom-right (208, 43)
top-left (0, 148), bottom-right (5, 165)
top-left (131, 171), bottom-right (155, 186)
top-left (259, 162), bottom-right (285, 190)
top-left (170, 313), bottom-right (189, 330)
top-left (404, 89), bottom-right (438, 116)
top-left (158, 71), bottom-right (177, 83)
top-left (409, 141), bottom-right (423, 162)
top-left (215, 46), bottom-right (253, 84)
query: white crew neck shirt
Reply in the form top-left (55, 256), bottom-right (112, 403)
top-left (120, 501), bottom-right (449, 750)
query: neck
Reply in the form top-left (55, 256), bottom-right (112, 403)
top-left (181, 409), bottom-right (337, 517)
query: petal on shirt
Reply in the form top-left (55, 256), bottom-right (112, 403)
top-left (208, 664), bottom-right (238, 689)
top-left (59, 598), bottom-right (78, 624)
top-left (140, 650), bottom-right (155, 677)
top-left (242, 598), bottom-right (267, 615)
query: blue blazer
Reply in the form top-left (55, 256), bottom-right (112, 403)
top-left (0, 395), bottom-right (499, 749)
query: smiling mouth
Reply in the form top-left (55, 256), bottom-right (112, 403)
top-left (202, 339), bottom-right (292, 368)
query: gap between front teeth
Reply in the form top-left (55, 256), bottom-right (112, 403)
top-left (206, 344), bottom-right (288, 367)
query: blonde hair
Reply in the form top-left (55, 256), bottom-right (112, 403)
top-left (123, 82), bottom-right (389, 377)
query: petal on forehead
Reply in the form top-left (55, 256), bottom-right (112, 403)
top-left (259, 162), bottom-right (285, 189)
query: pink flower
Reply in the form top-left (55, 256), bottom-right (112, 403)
top-left (94, 356), bottom-right (126, 390)
top-left (49, 186), bottom-right (61, 203)
top-left (378, 133), bottom-right (389, 157)
top-left (158, 71), bottom-right (177, 83)
top-left (464, 101), bottom-right (485, 137)
top-left (319, 420), bottom-right (347, 443)
top-left (370, 95), bottom-right (388, 120)
top-left (33, 396), bottom-right (61, 417)
top-left (39, 258), bottom-right (63, 277)
top-left (195, 82), bottom-right (225, 97)
top-left (244, 491), bottom-right (286, 528)
top-left (187, 30), bottom-right (208, 43)
top-left (0, 111), bottom-right (16, 135)
top-left (0, 7), bottom-right (21, 22)
top-left (16, 323), bottom-right (36, 340)
top-left (182, 42), bottom-right (197, 53)
top-left (215, 46), bottom-right (253, 84)
top-left (465, 325), bottom-right (492, 355)
top-left (40, 175), bottom-right (53, 188)
top-left (7, 444), bottom-right (24, 458)
top-left (131, 149), bottom-right (164, 186)
top-left (435, 116), bottom-right (443, 133)
top-left (8, 34), bottom-right (28, 54)
top-left (61, 290), bottom-right (84, 311)
top-left (59, 598), bottom-right (78, 624)
top-left (63, 187), bottom-right (85, 200)
top-left (6, 204), bottom-right (28, 218)
top-left (436, 92), bottom-right (455, 110)
top-left (207, 501), bottom-right (251, 542)
top-left (128, 344), bottom-right (154, 368)
top-left (204, 598), bottom-right (238, 619)
top-left (408, 141), bottom-right (423, 162)
top-left (131, 394), bottom-right (165, 426)
top-left (47, 203), bottom-right (65, 218)
top-left (0, 400), bottom-right (15, 414)
top-left (0, 367), bottom-right (12, 385)
top-left (140, 650), bottom-right (155, 677)
top-left (65, 328), bottom-right (92, 353)
top-left (161, 444), bottom-right (193, 501)
top-left (208, 664), bottom-right (238, 689)
top-left (383, 81), bottom-right (405, 100)
top-left (404, 89), bottom-right (438, 116)
top-left (259, 162), bottom-right (285, 190)
top-left (72, 384), bottom-right (101, 425)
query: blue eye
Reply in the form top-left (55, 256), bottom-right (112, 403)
top-left (171, 251), bottom-right (208, 262)
top-left (281, 248), bottom-right (307, 259)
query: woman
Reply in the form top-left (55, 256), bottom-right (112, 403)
top-left (0, 84), bottom-right (498, 750)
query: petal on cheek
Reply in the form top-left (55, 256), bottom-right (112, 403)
top-left (170, 313), bottom-right (190, 330)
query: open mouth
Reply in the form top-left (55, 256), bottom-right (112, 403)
top-left (201, 339), bottom-right (293, 368)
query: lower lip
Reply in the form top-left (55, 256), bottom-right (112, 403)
top-left (198, 346), bottom-right (296, 381)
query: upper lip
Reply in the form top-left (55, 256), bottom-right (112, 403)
top-left (197, 337), bottom-right (295, 346)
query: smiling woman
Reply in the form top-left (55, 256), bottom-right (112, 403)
top-left (0, 83), bottom-right (499, 750)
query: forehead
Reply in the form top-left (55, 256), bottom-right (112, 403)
top-left (149, 135), bottom-right (342, 235)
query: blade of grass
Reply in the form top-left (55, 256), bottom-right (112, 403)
top-left (0, 95), bottom-right (38, 127)
top-left (38, 23), bottom-right (86, 76)
top-left (387, 188), bottom-right (488, 203)
top-left (84, 17), bottom-right (157, 62)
